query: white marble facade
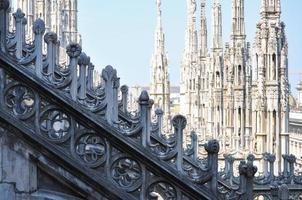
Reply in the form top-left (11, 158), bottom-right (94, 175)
top-left (178, 0), bottom-right (289, 172)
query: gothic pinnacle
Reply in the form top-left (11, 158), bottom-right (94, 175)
top-left (212, 0), bottom-right (222, 50)
top-left (200, 0), bottom-right (207, 57)
top-left (231, 0), bottom-right (246, 38)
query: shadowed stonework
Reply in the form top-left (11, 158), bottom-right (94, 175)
top-left (0, 0), bottom-right (301, 199)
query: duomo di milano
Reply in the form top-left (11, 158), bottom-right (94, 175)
top-left (8, 0), bottom-right (299, 172)
top-left (150, 0), bottom-right (290, 171)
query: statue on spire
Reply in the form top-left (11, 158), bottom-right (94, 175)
top-left (187, 0), bottom-right (196, 15)
top-left (156, 0), bottom-right (161, 16)
top-left (156, 0), bottom-right (161, 8)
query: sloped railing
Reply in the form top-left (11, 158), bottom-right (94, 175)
top-left (0, 1), bottom-right (261, 199)
top-left (4, 1), bottom-right (302, 199)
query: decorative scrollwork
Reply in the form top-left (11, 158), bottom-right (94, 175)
top-left (149, 135), bottom-right (177, 160)
top-left (40, 107), bottom-right (71, 143)
top-left (74, 132), bottom-right (106, 168)
top-left (147, 181), bottom-right (177, 200)
top-left (4, 83), bottom-right (35, 120)
top-left (111, 155), bottom-right (142, 192)
top-left (183, 160), bottom-right (211, 183)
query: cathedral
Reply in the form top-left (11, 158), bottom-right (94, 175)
top-left (2, 0), bottom-right (302, 198)
top-left (151, 0), bottom-right (289, 172)
top-left (9, 0), bottom-right (81, 64)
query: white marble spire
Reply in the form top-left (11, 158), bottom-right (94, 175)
top-left (200, 0), bottom-right (207, 57)
top-left (154, 0), bottom-right (163, 52)
top-left (180, 0), bottom-right (198, 132)
top-left (252, 0), bottom-right (289, 173)
top-left (231, 0), bottom-right (245, 39)
top-left (184, 0), bottom-right (198, 61)
top-left (150, 0), bottom-right (171, 131)
top-left (260, 0), bottom-right (281, 19)
top-left (212, 0), bottom-right (222, 50)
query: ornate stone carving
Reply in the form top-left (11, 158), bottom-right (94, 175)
top-left (74, 132), bottom-right (106, 168)
top-left (172, 115), bottom-right (187, 130)
top-left (66, 43), bottom-right (82, 58)
top-left (44, 31), bottom-right (58, 44)
top-left (33, 18), bottom-right (46, 35)
top-left (40, 107), bottom-right (71, 143)
top-left (239, 161), bottom-right (257, 178)
top-left (13, 9), bottom-right (25, 23)
top-left (205, 139), bottom-right (219, 154)
top-left (111, 155), bottom-right (142, 191)
top-left (4, 84), bottom-right (35, 120)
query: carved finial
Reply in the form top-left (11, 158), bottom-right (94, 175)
top-left (13, 8), bottom-right (25, 22)
top-left (0, 0), bottom-right (9, 10)
top-left (78, 52), bottom-right (90, 66)
top-left (120, 85), bottom-right (128, 94)
top-left (44, 32), bottom-right (58, 44)
top-left (102, 65), bottom-right (117, 81)
top-left (282, 154), bottom-right (289, 161)
top-left (287, 154), bottom-right (296, 164)
top-left (66, 43), bottom-right (82, 58)
top-left (139, 90), bottom-right (150, 103)
top-left (33, 18), bottom-right (46, 35)
top-left (268, 154), bottom-right (276, 163)
top-left (239, 161), bottom-right (257, 178)
top-left (205, 139), bottom-right (220, 154)
top-left (172, 115), bottom-right (187, 130)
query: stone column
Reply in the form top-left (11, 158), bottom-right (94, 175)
top-left (33, 19), bottom-right (46, 79)
top-left (102, 65), bottom-right (119, 125)
top-left (66, 43), bottom-right (82, 101)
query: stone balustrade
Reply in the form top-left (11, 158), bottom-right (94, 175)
top-left (0, 1), bottom-right (301, 199)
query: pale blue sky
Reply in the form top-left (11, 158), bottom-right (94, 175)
top-left (78, 0), bottom-right (302, 95)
